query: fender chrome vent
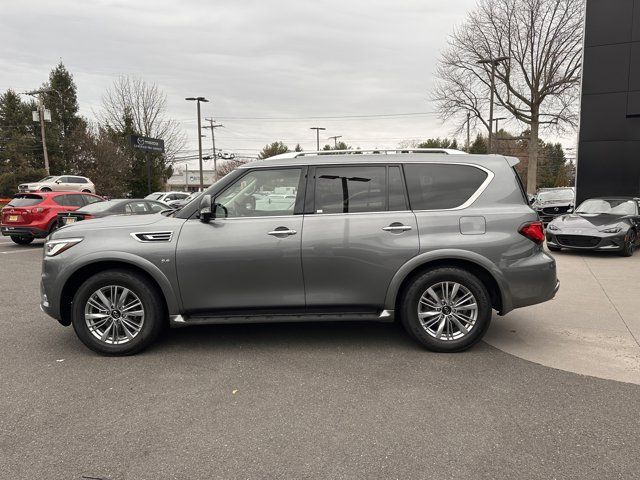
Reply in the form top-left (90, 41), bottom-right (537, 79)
top-left (131, 231), bottom-right (173, 242)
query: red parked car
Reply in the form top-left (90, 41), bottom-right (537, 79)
top-left (0, 191), bottom-right (103, 245)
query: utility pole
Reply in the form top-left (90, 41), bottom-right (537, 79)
top-left (477, 56), bottom-right (509, 154)
top-left (24, 89), bottom-right (51, 175)
top-left (185, 96), bottom-right (209, 190)
top-left (185, 163), bottom-right (189, 191)
top-left (310, 127), bottom-right (326, 151)
top-left (466, 112), bottom-right (471, 153)
top-left (492, 117), bottom-right (507, 150)
top-left (328, 135), bottom-right (342, 149)
top-left (202, 118), bottom-right (224, 181)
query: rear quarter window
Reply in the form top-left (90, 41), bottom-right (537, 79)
top-left (404, 163), bottom-right (488, 210)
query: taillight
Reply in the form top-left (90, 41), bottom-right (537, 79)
top-left (519, 221), bottom-right (545, 244)
top-left (31, 207), bottom-right (47, 215)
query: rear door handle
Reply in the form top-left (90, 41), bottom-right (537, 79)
top-left (268, 227), bottom-right (297, 237)
top-left (382, 224), bottom-right (412, 232)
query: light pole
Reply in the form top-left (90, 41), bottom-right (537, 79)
top-left (310, 127), bottom-right (326, 151)
top-left (477, 56), bottom-right (509, 154)
top-left (185, 96), bottom-right (209, 190)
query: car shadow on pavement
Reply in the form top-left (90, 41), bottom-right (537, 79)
top-left (153, 321), bottom-right (424, 354)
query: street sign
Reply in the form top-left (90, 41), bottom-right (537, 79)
top-left (129, 135), bottom-right (165, 153)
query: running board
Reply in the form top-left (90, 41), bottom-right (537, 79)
top-left (170, 310), bottom-right (395, 327)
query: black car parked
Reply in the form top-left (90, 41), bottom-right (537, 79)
top-left (546, 197), bottom-right (640, 256)
top-left (532, 187), bottom-right (575, 224)
top-left (57, 199), bottom-right (170, 227)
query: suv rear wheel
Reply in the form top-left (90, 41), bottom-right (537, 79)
top-left (400, 267), bottom-right (492, 352)
top-left (71, 269), bottom-right (165, 355)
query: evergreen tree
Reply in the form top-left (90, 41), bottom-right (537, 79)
top-left (42, 62), bottom-right (85, 174)
top-left (0, 90), bottom-right (46, 196)
top-left (468, 135), bottom-right (487, 154)
top-left (417, 138), bottom-right (459, 149)
top-left (259, 141), bottom-right (289, 159)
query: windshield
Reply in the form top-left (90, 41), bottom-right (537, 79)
top-left (576, 199), bottom-right (637, 215)
top-left (7, 194), bottom-right (44, 207)
top-left (145, 193), bottom-right (163, 200)
top-left (537, 189), bottom-right (574, 202)
top-left (78, 200), bottom-right (116, 213)
top-left (37, 176), bottom-right (55, 182)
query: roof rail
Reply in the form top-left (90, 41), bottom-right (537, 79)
top-left (268, 148), bottom-right (468, 160)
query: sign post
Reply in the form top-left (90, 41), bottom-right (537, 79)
top-left (129, 135), bottom-right (165, 195)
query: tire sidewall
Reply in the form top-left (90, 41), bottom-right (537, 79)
top-left (401, 268), bottom-right (492, 352)
top-left (11, 235), bottom-right (34, 245)
top-left (71, 270), bottom-right (163, 355)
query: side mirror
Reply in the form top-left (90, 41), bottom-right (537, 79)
top-left (55, 180), bottom-right (62, 184)
top-left (199, 195), bottom-right (212, 223)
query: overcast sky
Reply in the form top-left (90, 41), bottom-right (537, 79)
top-left (0, 0), bottom-right (575, 167)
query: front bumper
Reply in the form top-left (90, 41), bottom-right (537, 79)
top-left (546, 231), bottom-right (625, 251)
top-left (1, 225), bottom-right (48, 238)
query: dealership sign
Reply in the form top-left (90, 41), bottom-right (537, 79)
top-left (129, 135), bottom-right (165, 153)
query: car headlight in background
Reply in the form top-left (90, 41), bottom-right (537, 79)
top-left (44, 237), bottom-right (83, 257)
top-left (548, 223), bottom-right (560, 231)
top-left (600, 226), bottom-right (622, 234)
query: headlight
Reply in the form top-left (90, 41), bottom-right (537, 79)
top-left (44, 237), bottom-right (83, 257)
top-left (600, 226), bottom-right (622, 234)
top-left (548, 223), bottom-right (560, 231)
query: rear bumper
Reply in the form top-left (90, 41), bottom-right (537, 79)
top-left (1, 225), bottom-right (48, 238)
top-left (502, 250), bottom-right (559, 313)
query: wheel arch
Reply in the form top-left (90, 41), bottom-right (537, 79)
top-left (385, 251), bottom-right (510, 315)
top-left (59, 259), bottom-right (176, 326)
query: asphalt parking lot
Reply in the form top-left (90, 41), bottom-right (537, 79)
top-left (2, 237), bottom-right (640, 480)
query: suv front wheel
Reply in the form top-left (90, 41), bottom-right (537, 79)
top-left (400, 267), bottom-right (492, 352)
top-left (71, 269), bottom-right (165, 355)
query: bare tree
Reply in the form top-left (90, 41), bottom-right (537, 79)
top-left (216, 159), bottom-right (248, 178)
top-left (432, 0), bottom-right (584, 193)
top-left (99, 76), bottom-right (186, 159)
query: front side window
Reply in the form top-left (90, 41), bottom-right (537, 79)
top-left (314, 166), bottom-right (385, 214)
top-left (404, 163), bottom-right (488, 210)
top-left (216, 168), bottom-right (301, 218)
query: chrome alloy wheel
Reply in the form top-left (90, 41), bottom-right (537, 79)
top-left (417, 282), bottom-right (478, 341)
top-left (84, 285), bottom-right (145, 345)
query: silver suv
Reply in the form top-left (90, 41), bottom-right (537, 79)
top-left (40, 150), bottom-right (559, 355)
top-left (19, 175), bottom-right (96, 194)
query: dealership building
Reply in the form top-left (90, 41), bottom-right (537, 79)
top-left (576, 0), bottom-right (640, 203)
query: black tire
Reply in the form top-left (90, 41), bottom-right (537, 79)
top-left (82, 189), bottom-right (91, 193)
top-left (620, 229), bottom-right (636, 257)
top-left (400, 267), bottom-right (492, 352)
top-left (71, 269), bottom-right (165, 355)
top-left (48, 220), bottom-right (59, 235)
top-left (40, 187), bottom-right (51, 192)
top-left (548, 245), bottom-right (562, 252)
top-left (10, 235), bottom-right (34, 245)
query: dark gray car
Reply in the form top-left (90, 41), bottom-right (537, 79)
top-left (546, 197), bottom-right (640, 256)
top-left (40, 150), bottom-right (559, 355)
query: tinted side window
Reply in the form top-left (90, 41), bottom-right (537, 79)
top-left (54, 194), bottom-right (84, 207)
top-left (388, 166), bottom-right (407, 211)
top-left (315, 166), bottom-right (385, 214)
top-left (404, 164), bottom-right (488, 210)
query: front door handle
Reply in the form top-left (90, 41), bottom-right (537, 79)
top-left (382, 223), bottom-right (412, 232)
top-left (268, 227), bottom-right (297, 237)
